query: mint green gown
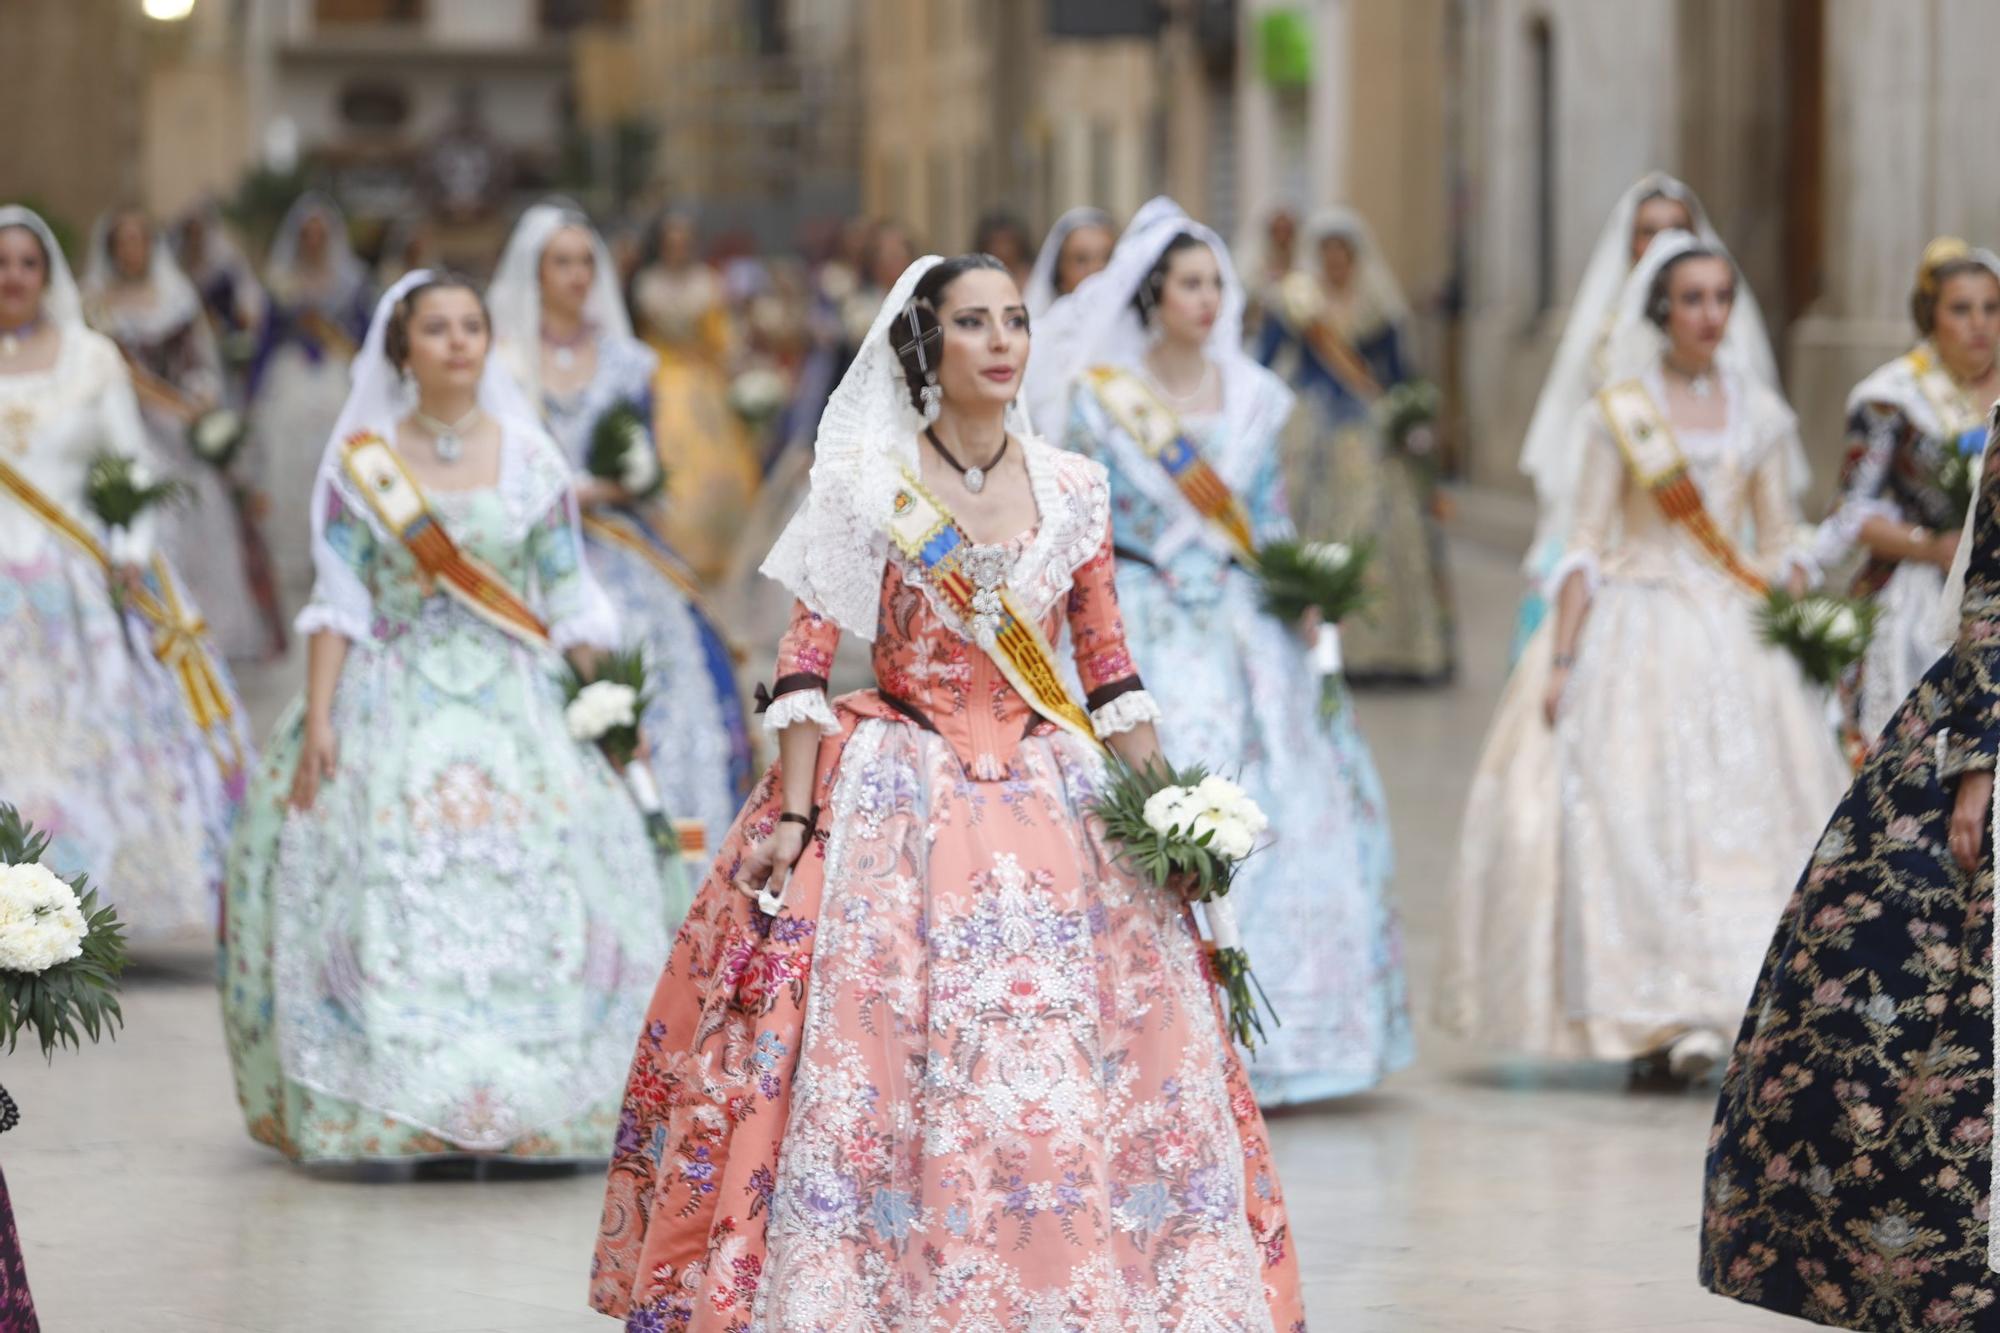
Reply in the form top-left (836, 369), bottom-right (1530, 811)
top-left (221, 424), bottom-right (689, 1162)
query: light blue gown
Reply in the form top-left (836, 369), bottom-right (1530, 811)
top-left (1064, 364), bottom-right (1414, 1103)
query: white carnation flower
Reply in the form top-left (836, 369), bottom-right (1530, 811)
top-left (1142, 785), bottom-right (1195, 836)
top-left (1827, 607), bottom-right (1859, 642)
top-left (0, 861), bottom-right (88, 974)
top-left (1303, 541), bottom-right (1352, 573)
top-left (565, 680), bottom-right (639, 742)
top-left (619, 438), bottom-right (660, 493)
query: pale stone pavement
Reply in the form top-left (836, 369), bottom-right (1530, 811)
top-left (0, 524), bottom-right (1801, 1331)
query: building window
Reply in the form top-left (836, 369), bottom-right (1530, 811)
top-left (339, 79), bottom-right (411, 131)
top-left (1529, 16), bottom-right (1556, 313)
top-left (315, 0), bottom-right (422, 23)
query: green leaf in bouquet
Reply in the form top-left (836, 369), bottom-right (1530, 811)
top-left (555, 645), bottom-right (657, 768)
top-left (1375, 378), bottom-right (1442, 450)
top-left (0, 804), bottom-right (128, 1061)
top-left (1756, 588), bottom-right (1880, 692)
top-left (1936, 448), bottom-right (1977, 526)
top-left (1254, 536), bottom-right (1377, 627)
top-left (587, 401), bottom-right (665, 502)
top-left (84, 452), bottom-right (187, 531)
top-left (187, 408), bottom-right (249, 471)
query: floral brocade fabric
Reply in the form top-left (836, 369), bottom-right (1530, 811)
top-left (0, 1167), bottom-right (35, 1332)
top-left (589, 442), bottom-right (1305, 1331)
top-left (1700, 439), bottom-right (2000, 1329)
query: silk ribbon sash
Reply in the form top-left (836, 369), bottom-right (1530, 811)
top-left (884, 467), bottom-right (1103, 753)
top-left (339, 431), bottom-right (552, 649)
top-left (1596, 379), bottom-right (1769, 597)
top-left (0, 455), bottom-right (242, 775)
top-left (1086, 365), bottom-right (1259, 563)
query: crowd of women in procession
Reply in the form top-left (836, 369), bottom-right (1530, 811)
top-left (1, 165), bottom-right (1999, 1330)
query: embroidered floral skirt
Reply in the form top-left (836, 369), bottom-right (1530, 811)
top-left (1702, 646), bottom-right (1999, 1329)
top-left (0, 1166), bottom-right (35, 1333)
top-left (589, 712), bottom-right (1306, 1331)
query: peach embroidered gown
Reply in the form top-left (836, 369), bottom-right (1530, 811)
top-left (589, 438), bottom-right (1305, 1331)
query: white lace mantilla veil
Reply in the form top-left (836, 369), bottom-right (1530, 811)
top-left (1304, 206), bottom-right (1410, 329)
top-left (760, 255), bottom-right (1035, 641)
top-left (1023, 195), bottom-right (1290, 478)
top-left (0, 205), bottom-right (83, 331)
top-left (1520, 173), bottom-right (1788, 563)
top-left (266, 192), bottom-right (366, 296)
top-left (300, 269), bottom-right (601, 641)
top-left (1022, 205), bottom-right (1114, 320)
top-left (486, 199), bottom-right (633, 406)
top-left (80, 210), bottom-right (204, 340)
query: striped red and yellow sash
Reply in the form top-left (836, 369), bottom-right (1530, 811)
top-left (884, 467), bottom-right (1103, 753)
top-left (1086, 365), bottom-right (1258, 562)
top-left (340, 431), bottom-right (552, 648)
top-left (1596, 380), bottom-right (1768, 597)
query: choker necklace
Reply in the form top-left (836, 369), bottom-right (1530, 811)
top-left (1147, 356), bottom-right (1215, 408)
top-left (925, 425), bottom-right (1008, 494)
top-left (1666, 362), bottom-right (1715, 400)
top-left (412, 405), bottom-right (482, 463)
top-left (0, 318), bottom-right (40, 359)
top-left (540, 320), bottom-right (592, 372)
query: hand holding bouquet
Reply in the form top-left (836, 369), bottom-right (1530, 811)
top-left (559, 648), bottom-right (681, 860)
top-left (0, 804), bottom-right (127, 1060)
top-left (1757, 589), bottom-right (1878, 691)
top-left (1254, 538), bottom-right (1375, 720)
top-left (1095, 759), bottom-right (1276, 1049)
top-left (586, 402), bottom-right (665, 503)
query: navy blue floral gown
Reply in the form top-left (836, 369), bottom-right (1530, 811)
top-left (1701, 435), bottom-right (2000, 1330)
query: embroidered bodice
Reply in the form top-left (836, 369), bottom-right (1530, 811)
top-left (297, 423), bottom-right (616, 655)
top-left (0, 328), bottom-right (155, 564)
top-left (763, 441), bottom-right (1158, 778)
top-left (1064, 367), bottom-right (1295, 607)
top-left (532, 333), bottom-right (660, 471)
top-left (1557, 368), bottom-right (1806, 594)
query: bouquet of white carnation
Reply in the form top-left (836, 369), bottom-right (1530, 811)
top-left (1757, 589), bottom-right (1879, 692)
top-left (558, 649), bottom-right (685, 860)
top-left (1254, 537), bottom-right (1375, 720)
top-left (187, 407), bottom-right (248, 470)
top-left (84, 451), bottom-right (185, 570)
top-left (1095, 759), bottom-right (1276, 1049)
top-left (0, 804), bottom-right (127, 1059)
top-left (586, 401), bottom-right (665, 502)
top-left (728, 366), bottom-right (790, 428)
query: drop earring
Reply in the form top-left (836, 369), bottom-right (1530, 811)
top-left (920, 374), bottom-right (942, 423)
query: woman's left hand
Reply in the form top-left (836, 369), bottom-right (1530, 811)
top-left (1949, 769), bottom-right (1994, 874)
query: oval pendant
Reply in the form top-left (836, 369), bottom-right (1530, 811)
top-left (965, 467), bottom-right (985, 493)
top-left (436, 432), bottom-right (462, 463)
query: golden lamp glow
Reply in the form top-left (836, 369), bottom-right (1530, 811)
top-left (143, 0), bottom-right (197, 19)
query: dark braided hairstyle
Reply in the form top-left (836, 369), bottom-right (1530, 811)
top-left (1131, 231), bottom-right (1209, 323)
top-left (889, 252), bottom-right (1013, 413)
top-left (1644, 245), bottom-right (1731, 330)
top-left (383, 272), bottom-right (489, 371)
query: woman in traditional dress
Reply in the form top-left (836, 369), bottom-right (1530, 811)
top-left (1513, 172), bottom-right (1786, 661)
top-left (629, 212), bottom-right (761, 583)
top-left (0, 206), bottom-right (249, 944)
top-left (488, 202), bottom-right (752, 851)
top-left (82, 208), bottom-right (286, 660)
top-left (1029, 199), bottom-right (1410, 1102)
top-left (173, 198), bottom-right (267, 402)
top-left (221, 271), bottom-right (686, 1165)
top-left (1256, 207), bottom-right (1454, 682)
top-left (249, 193), bottom-right (373, 603)
top-left (588, 254), bottom-right (1305, 1329)
top-left (1813, 237), bottom-right (2000, 749)
top-left (1699, 418), bottom-right (2000, 1333)
top-left (1440, 231), bottom-right (1849, 1083)
top-left (1022, 205), bottom-right (1116, 321)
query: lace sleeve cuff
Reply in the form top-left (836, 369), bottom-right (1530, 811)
top-left (1542, 550), bottom-right (1601, 604)
top-left (1090, 688), bottom-right (1162, 737)
top-left (549, 597), bottom-right (621, 654)
top-left (762, 687), bottom-right (841, 736)
top-left (293, 602), bottom-right (372, 643)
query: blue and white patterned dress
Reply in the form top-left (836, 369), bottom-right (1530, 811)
top-left (1065, 363), bottom-right (1414, 1104)
top-left (532, 333), bottom-right (752, 855)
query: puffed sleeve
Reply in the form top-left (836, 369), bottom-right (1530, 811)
top-left (529, 482), bottom-right (621, 651)
top-left (1541, 408), bottom-right (1625, 602)
top-left (294, 474), bottom-right (379, 642)
top-left (1067, 516), bottom-right (1162, 737)
top-left (1938, 435), bottom-right (2000, 778)
top-left (756, 600), bottom-right (842, 735)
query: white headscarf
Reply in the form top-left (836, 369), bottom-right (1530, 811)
top-left (267, 192), bottom-right (366, 299)
top-left (1304, 207), bottom-right (1411, 330)
top-left (1023, 206), bottom-right (1115, 320)
top-left (0, 205), bottom-right (82, 330)
top-left (80, 210), bottom-right (204, 340)
top-left (302, 269), bottom-right (552, 638)
top-left (486, 199), bottom-right (633, 406)
top-left (760, 255), bottom-right (1033, 640)
top-left (1024, 196), bottom-right (1288, 470)
top-left (1520, 173), bottom-right (1784, 550)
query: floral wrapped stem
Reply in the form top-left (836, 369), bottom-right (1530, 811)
top-left (1092, 757), bottom-right (1277, 1049)
top-left (1756, 589), bottom-right (1879, 692)
top-left (586, 401), bottom-right (665, 502)
top-left (0, 804), bottom-right (128, 1061)
top-left (558, 648), bottom-right (680, 859)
